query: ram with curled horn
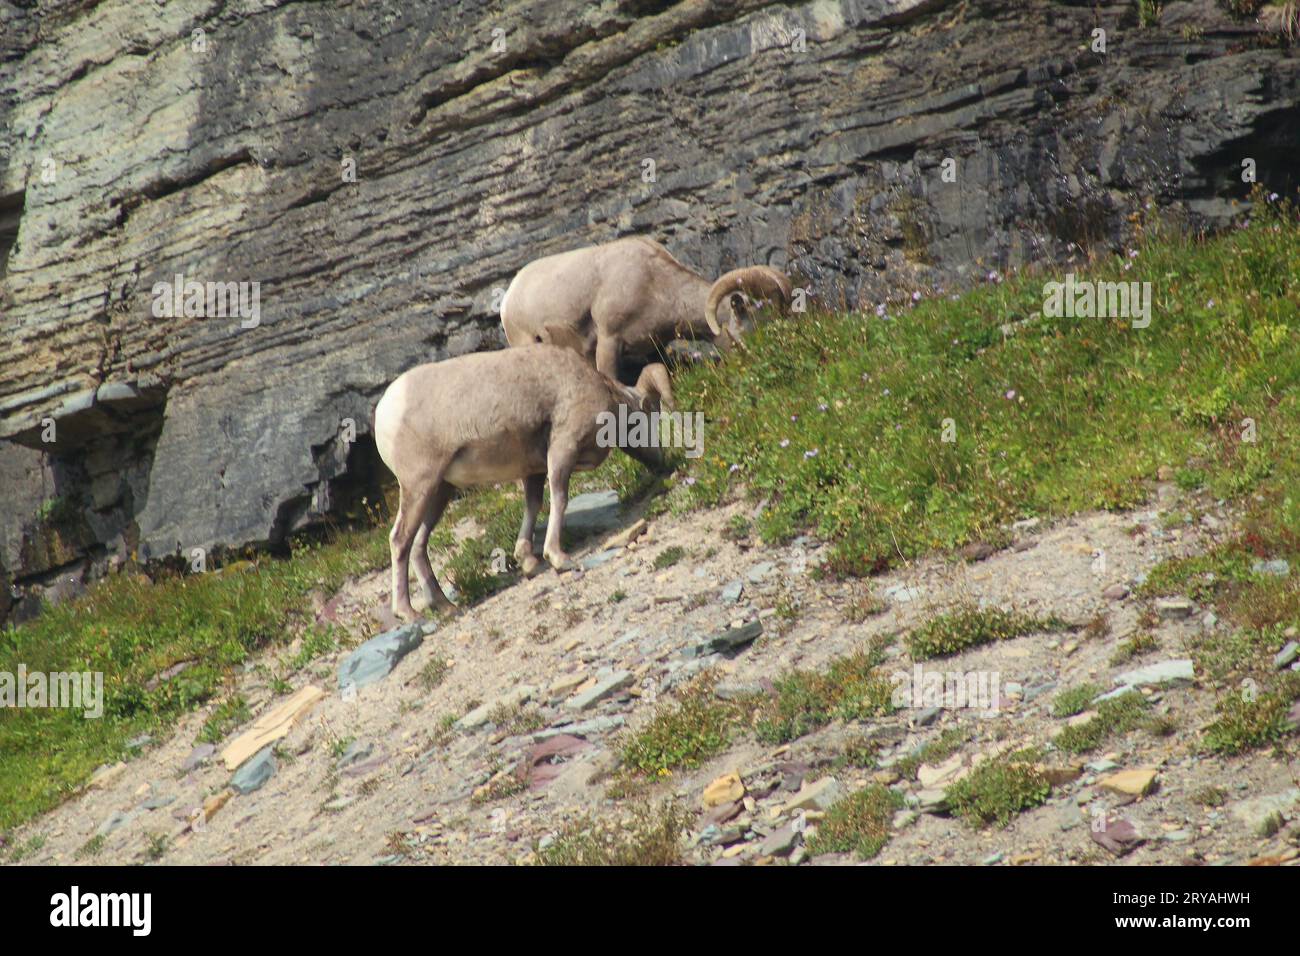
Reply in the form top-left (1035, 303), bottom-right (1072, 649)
top-left (499, 236), bottom-right (794, 395)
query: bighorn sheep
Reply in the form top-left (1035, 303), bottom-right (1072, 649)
top-left (500, 237), bottom-right (794, 387)
top-left (373, 344), bottom-right (668, 620)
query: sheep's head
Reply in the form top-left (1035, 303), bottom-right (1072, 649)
top-left (704, 266), bottom-right (794, 345)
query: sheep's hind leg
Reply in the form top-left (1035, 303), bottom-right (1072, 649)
top-left (514, 474), bottom-right (545, 577)
top-left (389, 482), bottom-right (435, 621)
top-left (411, 480), bottom-right (457, 613)
top-left (542, 445), bottom-right (577, 573)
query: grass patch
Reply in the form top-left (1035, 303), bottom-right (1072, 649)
top-left (1052, 682), bottom-right (1105, 718)
top-left (754, 642), bottom-right (894, 744)
top-left (535, 800), bottom-right (689, 866)
top-left (197, 696), bottom-right (251, 745)
top-left (945, 753), bottom-right (1052, 827)
top-left (1202, 672), bottom-right (1300, 755)
top-left (418, 656), bottom-right (450, 691)
top-left (893, 727), bottom-right (970, 780)
top-left (652, 545), bottom-right (686, 570)
top-left (620, 675), bottom-right (744, 776)
top-left (672, 199), bottom-right (1300, 579)
top-left (1110, 632), bottom-right (1158, 666)
top-left (1192, 785), bottom-right (1228, 807)
top-left (1054, 691), bottom-right (1150, 754)
top-left (807, 784), bottom-right (903, 859)
top-left (906, 605), bottom-right (1068, 660)
top-left (0, 523), bottom-right (390, 831)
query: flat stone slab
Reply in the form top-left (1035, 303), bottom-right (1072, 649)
top-left (230, 746), bottom-right (277, 795)
top-left (1228, 790), bottom-right (1300, 832)
top-left (533, 715), bottom-right (625, 741)
top-left (539, 490), bottom-right (622, 537)
top-left (567, 670), bottom-right (634, 711)
top-left (1112, 659), bottom-right (1195, 689)
top-left (338, 622), bottom-right (425, 693)
top-left (1275, 641), bottom-right (1299, 669)
top-left (682, 620), bottom-right (762, 658)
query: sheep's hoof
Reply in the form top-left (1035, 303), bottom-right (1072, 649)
top-left (545, 552), bottom-right (574, 574)
top-left (520, 554), bottom-right (543, 578)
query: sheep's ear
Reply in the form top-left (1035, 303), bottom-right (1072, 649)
top-left (542, 324), bottom-right (587, 356)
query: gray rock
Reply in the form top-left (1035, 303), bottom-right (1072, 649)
top-left (1102, 583), bottom-right (1130, 601)
top-left (1227, 789), bottom-right (1300, 832)
top-left (913, 706), bottom-right (941, 727)
top-left (141, 792), bottom-right (176, 811)
top-left (714, 681), bottom-right (764, 701)
top-left (1274, 641), bottom-right (1299, 670)
top-left (719, 580), bottom-right (744, 604)
top-left (566, 670), bottom-right (634, 711)
top-left (916, 788), bottom-right (948, 814)
top-left (682, 620), bottom-right (763, 658)
top-left (183, 743), bottom-right (216, 771)
top-left (1023, 681), bottom-right (1057, 702)
top-left (542, 491), bottom-right (621, 536)
top-left (981, 851), bottom-right (1004, 865)
top-left (1058, 803), bottom-right (1084, 831)
top-left (580, 548), bottom-right (621, 570)
top-left (1111, 659), bottom-right (1195, 689)
top-left (337, 622), bottom-right (425, 692)
top-left (1155, 598), bottom-right (1195, 620)
top-left (884, 583), bottom-right (924, 603)
top-left (758, 824), bottom-right (800, 857)
top-left (746, 562), bottom-right (776, 583)
top-left (96, 809), bottom-right (140, 837)
top-left (338, 739), bottom-right (374, 768)
top-left (1252, 558), bottom-right (1290, 577)
top-left (230, 746), bottom-right (277, 795)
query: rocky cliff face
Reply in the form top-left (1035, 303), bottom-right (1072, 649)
top-left (1, 0), bottom-right (1297, 622)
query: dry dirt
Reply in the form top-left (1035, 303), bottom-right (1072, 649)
top-left (11, 481), bottom-right (1300, 866)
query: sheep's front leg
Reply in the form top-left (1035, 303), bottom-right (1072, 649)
top-left (542, 446), bottom-right (576, 573)
top-left (595, 335), bottom-right (622, 383)
top-left (514, 474), bottom-right (545, 577)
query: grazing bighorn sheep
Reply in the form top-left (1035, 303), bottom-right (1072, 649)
top-left (500, 237), bottom-right (794, 387)
top-left (373, 344), bottom-right (668, 620)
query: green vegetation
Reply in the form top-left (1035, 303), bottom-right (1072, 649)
top-left (1052, 683), bottom-right (1105, 718)
top-left (893, 728), bottom-right (970, 780)
top-left (906, 605), bottom-right (1068, 660)
top-left (5, 198), bottom-right (1299, 834)
top-left (418, 655), bottom-right (450, 691)
top-left (807, 785), bottom-right (903, 859)
top-left (754, 644), bottom-right (894, 743)
top-left (535, 800), bottom-right (689, 866)
top-left (1110, 632), bottom-right (1158, 666)
top-left (620, 676), bottom-right (744, 776)
top-left (945, 753), bottom-right (1052, 827)
top-left (1054, 691), bottom-right (1151, 754)
top-left (0, 524), bottom-right (391, 829)
top-left (672, 200), bottom-right (1300, 579)
top-left (652, 545), bottom-right (686, 570)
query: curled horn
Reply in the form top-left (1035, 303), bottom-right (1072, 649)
top-left (704, 266), bottom-right (794, 337)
